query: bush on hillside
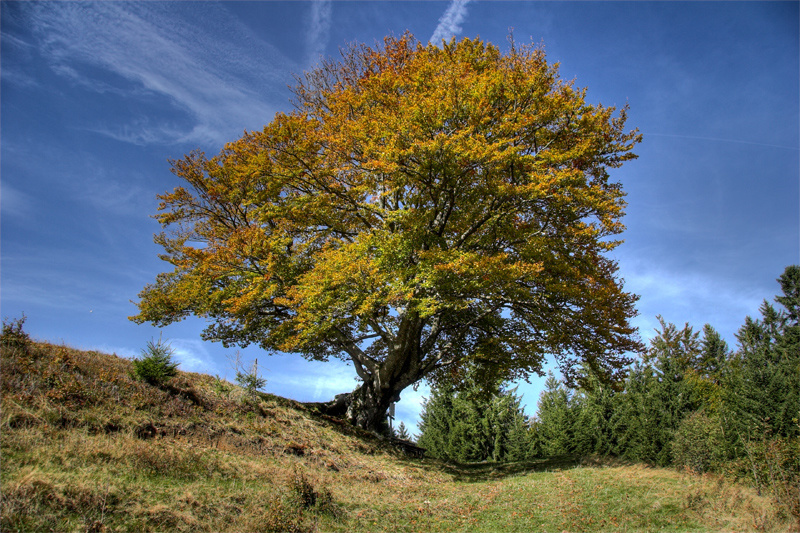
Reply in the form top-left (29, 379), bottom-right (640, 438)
top-left (671, 410), bottom-right (725, 473)
top-left (1, 315), bottom-right (31, 350)
top-left (732, 434), bottom-right (800, 518)
top-left (131, 336), bottom-right (178, 386)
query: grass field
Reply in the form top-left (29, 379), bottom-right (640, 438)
top-left (2, 338), bottom-right (796, 532)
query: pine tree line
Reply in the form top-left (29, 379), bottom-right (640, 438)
top-left (416, 265), bottom-right (799, 512)
top-left (416, 379), bottom-right (531, 463)
top-left (531, 266), bottom-right (798, 468)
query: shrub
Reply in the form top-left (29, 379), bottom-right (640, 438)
top-left (289, 467), bottom-right (338, 517)
top-left (259, 496), bottom-right (312, 533)
top-left (131, 336), bottom-right (178, 386)
top-left (671, 410), bottom-right (725, 473)
top-left (1, 315), bottom-right (31, 350)
top-left (230, 352), bottom-right (267, 399)
top-left (290, 468), bottom-right (318, 509)
top-left (737, 434), bottom-right (800, 519)
top-left (212, 375), bottom-right (233, 396)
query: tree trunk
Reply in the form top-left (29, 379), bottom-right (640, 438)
top-left (320, 313), bottom-right (426, 432)
top-left (310, 381), bottom-right (404, 433)
top-left (344, 381), bottom-right (403, 433)
top-left (315, 376), bottom-right (415, 433)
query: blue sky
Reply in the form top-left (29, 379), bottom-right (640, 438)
top-left (2, 1), bottom-right (798, 436)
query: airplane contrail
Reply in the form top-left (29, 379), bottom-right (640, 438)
top-left (430, 0), bottom-right (472, 45)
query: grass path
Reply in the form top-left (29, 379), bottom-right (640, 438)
top-left (323, 460), bottom-right (788, 532)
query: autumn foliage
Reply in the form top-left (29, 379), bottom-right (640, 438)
top-left (132, 34), bottom-right (643, 431)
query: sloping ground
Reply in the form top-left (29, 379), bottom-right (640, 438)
top-left (1, 339), bottom-right (795, 532)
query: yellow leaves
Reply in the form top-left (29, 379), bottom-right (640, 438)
top-left (287, 232), bottom-right (409, 306)
top-left (134, 32), bottom-right (642, 372)
top-left (414, 249), bottom-right (544, 317)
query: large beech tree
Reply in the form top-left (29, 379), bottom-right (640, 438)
top-left (132, 34), bottom-right (643, 432)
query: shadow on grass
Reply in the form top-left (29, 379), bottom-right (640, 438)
top-left (294, 398), bottom-right (635, 484)
top-left (412, 454), bottom-right (643, 482)
top-left (294, 402), bottom-right (615, 483)
top-left (430, 455), bottom-right (585, 482)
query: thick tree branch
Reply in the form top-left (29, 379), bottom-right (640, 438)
top-left (331, 327), bottom-right (378, 377)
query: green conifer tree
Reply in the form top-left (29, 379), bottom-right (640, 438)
top-left (721, 266), bottom-right (800, 444)
top-left (571, 370), bottom-right (617, 456)
top-left (417, 384), bottom-right (457, 460)
top-left (417, 376), bottom-right (531, 462)
top-left (698, 324), bottom-right (729, 384)
top-left (394, 421), bottom-right (411, 441)
top-left (534, 373), bottom-right (575, 456)
top-left (609, 362), bottom-right (660, 462)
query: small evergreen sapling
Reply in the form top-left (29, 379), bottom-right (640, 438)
top-left (229, 352), bottom-right (267, 398)
top-left (394, 421), bottom-right (411, 441)
top-left (132, 335), bottom-right (179, 386)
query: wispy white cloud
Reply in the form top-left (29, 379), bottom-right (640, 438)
top-left (95, 337), bottom-right (223, 376)
top-left (0, 248), bottom-right (146, 318)
top-left (94, 344), bottom-right (139, 360)
top-left (0, 183), bottom-right (34, 220)
top-left (1, 30), bottom-right (34, 52)
top-left (86, 119), bottom-right (190, 148)
top-left (618, 257), bottom-right (766, 345)
top-left (22, 2), bottom-right (298, 148)
top-left (306, 0), bottom-right (333, 67)
top-left (76, 170), bottom-right (153, 219)
top-left (170, 338), bottom-right (225, 376)
top-left (0, 28), bottom-right (40, 89)
top-left (3, 140), bottom-right (155, 221)
top-left (644, 132), bottom-right (799, 152)
top-left (430, 0), bottom-right (472, 45)
top-left (268, 359), bottom-right (357, 402)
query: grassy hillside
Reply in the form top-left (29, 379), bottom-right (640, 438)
top-left (1, 334), bottom-right (795, 532)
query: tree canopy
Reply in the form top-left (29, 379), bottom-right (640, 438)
top-left (131, 33), bottom-right (643, 431)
